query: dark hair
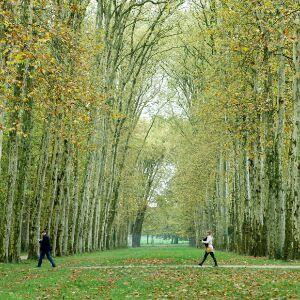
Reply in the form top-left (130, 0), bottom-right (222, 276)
top-left (42, 229), bottom-right (47, 233)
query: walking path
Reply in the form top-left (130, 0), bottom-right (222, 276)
top-left (68, 264), bottom-right (300, 270)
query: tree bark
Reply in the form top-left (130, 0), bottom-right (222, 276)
top-left (284, 13), bottom-right (300, 260)
top-left (27, 128), bottom-right (51, 259)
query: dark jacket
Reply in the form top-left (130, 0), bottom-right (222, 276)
top-left (39, 235), bottom-right (52, 252)
top-left (202, 236), bottom-right (209, 247)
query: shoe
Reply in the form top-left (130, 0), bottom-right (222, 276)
top-left (198, 263), bottom-right (203, 266)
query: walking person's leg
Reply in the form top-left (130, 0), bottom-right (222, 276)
top-left (37, 252), bottom-right (45, 267)
top-left (45, 252), bottom-right (56, 267)
top-left (209, 252), bottom-right (218, 266)
top-left (198, 251), bottom-right (209, 266)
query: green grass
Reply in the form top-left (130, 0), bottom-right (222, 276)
top-left (0, 246), bottom-right (299, 299)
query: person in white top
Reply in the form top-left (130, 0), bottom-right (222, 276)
top-left (198, 230), bottom-right (218, 267)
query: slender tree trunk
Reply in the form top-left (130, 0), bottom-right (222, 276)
top-left (1, 60), bottom-right (26, 261)
top-left (293, 13), bottom-right (300, 259)
top-left (69, 149), bottom-right (79, 254)
top-left (47, 134), bottom-right (61, 234)
top-left (27, 128), bottom-right (51, 259)
top-left (76, 152), bottom-right (94, 253)
top-left (2, 121), bottom-right (19, 262)
top-left (242, 146), bottom-right (251, 254)
top-left (87, 156), bottom-right (100, 252)
top-left (274, 38), bottom-right (286, 258)
top-left (12, 96), bottom-right (33, 262)
top-left (82, 154), bottom-right (96, 252)
top-left (0, 108), bottom-right (4, 176)
top-left (285, 14), bottom-right (300, 260)
top-left (232, 141), bottom-right (242, 253)
top-left (63, 143), bottom-right (72, 255)
top-left (222, 158), bottom-right (229, 250)
top-left (52, 168), bottom-right (64, 257)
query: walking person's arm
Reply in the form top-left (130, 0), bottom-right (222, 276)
top-left (206, 236), bottom-right (212, 244)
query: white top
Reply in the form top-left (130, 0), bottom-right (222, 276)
top-left (202, 235), bottom-right (214, 250)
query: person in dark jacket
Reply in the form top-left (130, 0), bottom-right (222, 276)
top-left (37, 229), bottom-right (56, 268)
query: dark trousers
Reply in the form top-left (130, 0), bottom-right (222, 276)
top-left (38, 251), bottom-right (56, 267)
top-left (199, 251), bottom-right (218, 266)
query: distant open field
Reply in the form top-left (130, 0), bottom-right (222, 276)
top-left (139, 235), bottom-right (188, 245)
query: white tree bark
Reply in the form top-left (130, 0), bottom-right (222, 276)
top-left (0, 108), bottom-right (4, 176)
top-left (274, 36), bottom-right (286, 258)
top-left (292, 13), bottom-right (300, 255)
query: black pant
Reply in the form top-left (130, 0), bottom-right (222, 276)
top-left (37, 251), bottom-right (56, 267)
top-left (199, 251), bottom-right (218, 266)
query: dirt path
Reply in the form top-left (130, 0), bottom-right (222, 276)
top-left (68, 264), bottom-right (300, 270)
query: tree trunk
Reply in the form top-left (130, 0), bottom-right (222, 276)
top-left (12, 95), bottom-right (33, 262)
top-left (284, 14), bottom-right (300, 260)
top-left (242, 147), bottom-right (251, 254)
top-left (76, 152), bottom-right (94, 253)
top-left (0, 108), bottom-right (4, 176)
top-left (2, 122), bottom-right (19, 262)
top-left (274, 37), bottom-right (286, 258)
top-left (63, 142), bottom-right (72, 255)
top-left (69, 149), bottom-right (79, 254)
top-left (132, 206), bottom-right (147, 248)
top-left (27, 129), bottom-right (51, 259)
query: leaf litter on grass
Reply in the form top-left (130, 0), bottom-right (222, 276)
top-left (124, 258), bottom-right (174, 265)
top-left (1, 246), bottom-right (299, 299)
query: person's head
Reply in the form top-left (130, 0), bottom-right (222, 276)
top-left (42, 229), bottom-right (47, 236)
top-left (207, 230), bottom-right (212, 236)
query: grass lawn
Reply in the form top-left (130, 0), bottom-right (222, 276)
top-left (0, 246), bottom-right (299, 299)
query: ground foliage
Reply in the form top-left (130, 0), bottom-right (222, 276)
top-left (0, 246), bottom-right (299, 299)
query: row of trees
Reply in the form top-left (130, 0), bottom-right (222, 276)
top-left (1, 0), bottom-right (298, 263)
top-left (0, 0), bottom-right (182, 262)
top-left (166, 0), bottom-right (299, 259)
